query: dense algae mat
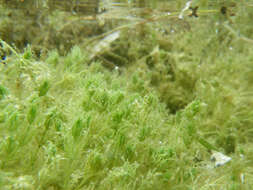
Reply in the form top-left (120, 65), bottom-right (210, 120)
top-left (1, 2), bottom-right (253, 190)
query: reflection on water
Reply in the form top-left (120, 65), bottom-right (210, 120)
top-left (103, 0), bottom-right (178, 13)
top-left (0, 0), bottom-right (185, 55)
top-left (0, 0), bottom-right (177, 14)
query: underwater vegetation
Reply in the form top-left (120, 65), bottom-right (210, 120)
top-left (1, 0), bottom-right (253, 189)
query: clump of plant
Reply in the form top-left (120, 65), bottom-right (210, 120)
top-left (0, 2), bottom-right (110, 57)
top-left (88, 19), bottom-right (198, 113)
top-left (1, 1), bottom-right (253, 189)
top-left (0, 43), bottom-right (170, 189)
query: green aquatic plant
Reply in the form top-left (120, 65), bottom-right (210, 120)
top-left (38, 80), bottom-right (50, 97)
top-left (0, 84), bottom-right (8, 100)
top-left (0, 1), bottom-right (253, 189)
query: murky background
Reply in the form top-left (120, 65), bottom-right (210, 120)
top-left (0, 0), bottom-right (239, 60)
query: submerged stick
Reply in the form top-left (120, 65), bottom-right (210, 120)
top-left (223, 24), bottom-right (253, 44)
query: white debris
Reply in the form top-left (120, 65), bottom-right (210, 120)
top-left (240, 173), bottom-right (245, 184)
top-left (179, 0), bottom-right (192, 19)
top-left (90, 31), bottom-right (120, 60)
top-left (210, 151), bottom-right (232, 167)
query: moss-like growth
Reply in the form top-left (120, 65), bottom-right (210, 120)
top-left (0, 1), bottom-right (253, 189)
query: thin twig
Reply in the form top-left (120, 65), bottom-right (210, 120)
top-left (223, 24), bottom-right (253, 44)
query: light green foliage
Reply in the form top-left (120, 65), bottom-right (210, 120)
top-left (0, 1), bottom-right (253, 190)
top-left (38, 80), bottom-right (50, 97)
top-left (27, 104), bottom-right (37, 124)
top-left (23, 45), bottom-right (33, 60)
top-left (0, 48), bottom-right (171, 189)
top-left (0, 84), bottom-right (8, 100)
top-left (46, 50), bottom-right (60, 66)
top-left (64, 46), bottom-right (87, 69)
